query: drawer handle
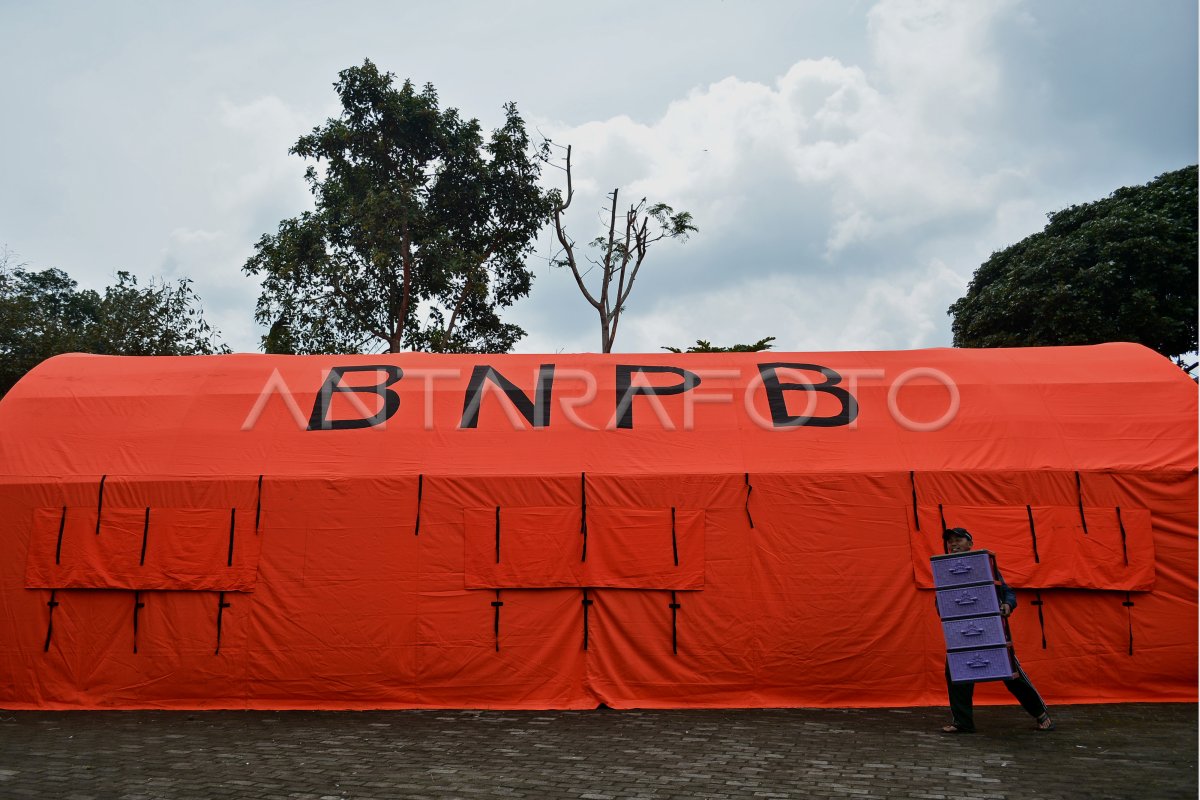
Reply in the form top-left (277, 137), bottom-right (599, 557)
top-left (966, 656), bottom-right (992, 669)
top-left (948, 562), bottom-right (974, 575)
top-left (953, 594), bottom-right (978, 606)
top-left (960, 624), bottom-right (985, 637)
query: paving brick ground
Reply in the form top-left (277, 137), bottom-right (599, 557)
top-left (0, 703), bottom-right (1193, 799)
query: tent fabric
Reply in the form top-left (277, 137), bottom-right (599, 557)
top-left (463, 507), bottom-right (705, 590)
top-left (908, 505), bottom-right (1156, 591)
top-left (0, 343), bottom-right (1193, 710)
top-left (25, 506), bottom-right (262, 592)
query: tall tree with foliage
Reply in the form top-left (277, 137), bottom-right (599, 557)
top-left (550, 144), bottom-right (696, 353)
top-left (244, 60), bottom-right (553, 355)
top-left (949, 166), bottom-right (1197, 363)
top-left (0, 254), bottom-right (227, 397)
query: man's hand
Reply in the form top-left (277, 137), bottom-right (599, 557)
top-left (999, 602), bottom-right (1012, 617)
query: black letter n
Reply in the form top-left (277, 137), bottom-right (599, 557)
top-left (307, 365), bottom-right (403, 431)
top-left (460, 365), bottom-right (556, 428)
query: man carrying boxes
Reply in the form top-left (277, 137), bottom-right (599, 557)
top-left (933, 527), bottom-right (1055, 733)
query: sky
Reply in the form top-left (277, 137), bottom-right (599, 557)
top-left (1, 0), bottom-right (1196, 355)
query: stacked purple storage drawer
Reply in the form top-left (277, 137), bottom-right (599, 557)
top-left (930, 550), bottom-right (1016, 683)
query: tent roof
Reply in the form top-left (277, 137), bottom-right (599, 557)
top-left (0, 343), bottom-right (1194, 479)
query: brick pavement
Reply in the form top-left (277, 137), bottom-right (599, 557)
top-left (0, 703), bottom-right (1193, 799)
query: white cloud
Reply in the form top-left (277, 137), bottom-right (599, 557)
top-left (216, 95), bottom-right (315, 217)
top-left (611, 260), bottom-right (966, 354)
top-left (523, 0), bottom-right (1045, 353)
top-left (140, 95), bottom-right (325, 352)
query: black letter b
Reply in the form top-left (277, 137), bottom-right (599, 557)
top-left (308, 365), bottom-right (403, 431)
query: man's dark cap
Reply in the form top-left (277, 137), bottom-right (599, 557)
top-left (943, 527), bottom-right (973, 543)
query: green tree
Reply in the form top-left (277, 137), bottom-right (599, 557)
top-left (244, 60), bottom-right (553, 355)
top-left (662, 336), bottom-right (776, 353)
top-left (949, 165), bottom-right (1198, 362)
top-left (550, 144), bottom-right (696, 353)
top-left (0, 255), bottom-right (228, 397)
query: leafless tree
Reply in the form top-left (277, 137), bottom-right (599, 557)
top-left (549, 144), bottom-right (697, 353)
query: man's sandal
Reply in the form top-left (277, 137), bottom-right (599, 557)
top-left (941, 722), bottom-right (975, 734)
top-left (1035, 712), bottom-right (1056, 731)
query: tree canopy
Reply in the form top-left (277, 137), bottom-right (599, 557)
top-left (0, 257), bottom-right (227, 397)
top-left (244, 60), bottom-right (553, 355)
top-left (662, 336), bottom-right (776, 353)
top-left (949, 165), bottom-right (1198, 362)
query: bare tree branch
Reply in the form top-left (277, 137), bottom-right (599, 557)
top-left (552, 146), bottom-right (602, 311)
top-left (549, 144), bottom-right (696, 353)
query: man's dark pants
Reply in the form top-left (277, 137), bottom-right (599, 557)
top-left (946, 656), bottom-right (1049, 730)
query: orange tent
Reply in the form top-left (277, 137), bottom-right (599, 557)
top-left (0, 343), bottom-right (1194, 709)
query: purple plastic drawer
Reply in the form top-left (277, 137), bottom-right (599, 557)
top-left (936, 584), bottom-right (1000, 620)
top-left (930, 551), bottom-right (994, 589)
top-left (942, 615), bottom-right (1008, 651)
top-left (947, 646), bottom-right (1016, 683)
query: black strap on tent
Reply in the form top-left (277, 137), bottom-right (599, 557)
top-left (1030, 591), bottom-right (1047, 649)
top-left (744, 473), bottom-right (755, 529)
top-left (491, 590), bottom-right (503, 652)
top-left (909, 471), bottom-right (920, 531)
top-left (495, 506), bottom-right (502, 563)
top-left (215, 592), bottom-right (231, 655)
top-left (43, 590), bottom-right (59, 652)
top-left (1116, 507), bottom-right (1128, 565)
top-left (938, 503), bottom-right (947, 533)
top-left (227, 509), bottom-right (236, 567)
top-left (1026, 505), bottom-right (1040, 563)
top-left (139, 507), bottom-right (150, 566)
top-left (414, 474), bottom-right (423, 536)
top-left (582, 589), bottom-right (594, 651)
top-left (133, 591), bottom-right (145, 654)
top-left (669, 591), bottom-right (681, 655)
top-left (1122, 593), bottom-right (1135, 656)
top-left (1075, 471), bottom-right (1088, 534)
top-left (54, 506), bottom-right (66, 565)
top-left (671, 507), bottom-right (679, 566)
top-left (580, 472), bottom-right (588, 561)
top-left (96, 474), bottom-right (107, 535)
top-left (255, 474), bottom-right (263, 534)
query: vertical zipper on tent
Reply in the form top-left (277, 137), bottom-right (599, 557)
top-left (669, 591), bottom-right (681, 655)
top-left (909, 471), bottom-right (919, 531)
top-left (1116, 507), bottom-right (1128, 565)
top-left (491, 590), bottom-right (503, 652)
top-left (1075, 471), bottom-right (1088, 534)
top-left (1031, 591), bottom-right (1047, 649)
top-left (139, 508), bottom-right (150, 566)
top-left (495, 506), bottom-right (502, 563)
top-left (133, 591), bottom-right (145, 654)
top-left (580, 472), bottom-right (588, 561)
top-left (414, 474), bottom-right (423, 536)
top-left (43, 590), bottom-right (59, 652)
top-left (582, 589), bottom-right (594, 651)
top-left (1026, 505), bottom-right (1040, 563)
top-left (580, 472), bottom-right (589, 561)
top-left (255, 475), bottom-right (263, 534)
top-left (670, 507), bottom-right (679, 566)
top-left (215, 592), bottom-right (231, 655)
top-left (95, 475), bottom-right (107, 535)
top-left (744, 473), bottom-right (755, 529)
top-left (54, 506), bottom-right (67, 565)
top-left (1122, 593), bottom-right (1135, 655)
top-left (227, 509), bottom-right (236, 566)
